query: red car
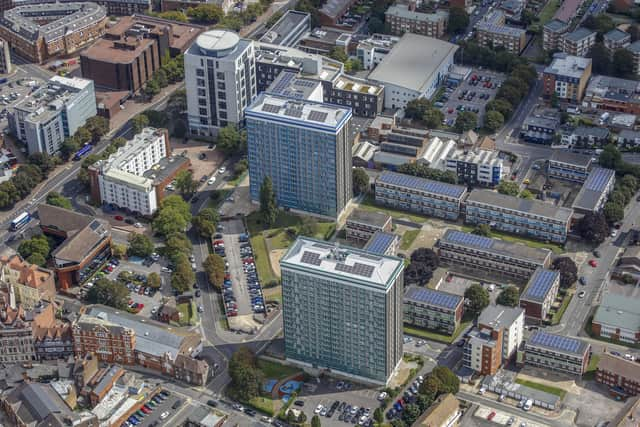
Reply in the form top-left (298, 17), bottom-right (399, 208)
top-left (114, 215), bottom-right (124, 221)
top-left (213, 240), bottom-right (224, 245)
top-left (589, 259), bottom-right (598, 267)
top-left (243, 258), bottom-right (254, 264)
top-left (448, 108), bottom-right (454, 114)
top-left (227, 311), bottom-right (238, 317)
top-left (141, 407), bottom-right (151, 414)
top-left (446, 275), bottom-right (453, 282)
top-left (487, 412), bottom-right (496, 421)
top-left (224, 273), bottom-right (231, 280)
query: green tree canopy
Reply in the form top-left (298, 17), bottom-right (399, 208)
top-left (259, 176), bottom-right (278, 227)
top-left (229, 347), bottom-right (264, 401)
top-left (127, 233), bottom-right (155, 258)
top-left (203, 254), bottom-right (225, 290)
top-left (352, 167), bottom-right (369, 196)
top-left (604, 200), bottom-right (625, 223)
top-left (328, 46), bottom-right (348, 63)
top-left (217, 126), bottom-right (246, 155)
top-left (430, 366), bottom-right (460, 394)
top-left (497, 180), bottom-right (520, 196)
top-left (86, 278), bottom-right (129, 309)
top-left (187, 4), bottom-right (223, 23)
top-left (448, 6), bottom-right (469, 34)
top-left (577, 211), bottom-right (609, 244)
top-left (171, 254), bottom-right (195, 292)
top-left (405, 98), bottom-right (432, 120)
top-left (552, 256), bottom-right (578, 288)
top-left (18, 235), bottom-right (50, 261)
top-left (464, 283), bottom-right (490, 315)
top-left (486, 99), bottom-right (513, 119)
top-left (496, 285), bottom-right (519, 307)
top-left (613, 48), bottom-right (635, 78)
top-left (423, 108), bottom-right (444, 129)
top-left (599, 144), bottom-right (622, 169)
top-left (27, 253), bottom-right (47, 267)
top-left (454, 111), bottom-right (477, 132)
top-left (131, 114), bottom-right (150, 134)
top-left (484, 110), bottom-right (504, 132)
top-left (46, 191), bottom-right (72, 209)
top-left (175, 170), bottom-right (199, 196)
top-left (472, 223), bottom-right (491, 237)
top-left (193, 208), bottom-right (219, 238)
top-left (147, 272), bottom-right (161, 289)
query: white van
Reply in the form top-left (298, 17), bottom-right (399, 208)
top-left (523, 399), bottom-right (533, 411)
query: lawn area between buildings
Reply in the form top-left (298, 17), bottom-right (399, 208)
top-left (257, 358), bottom-right (301, 379)
top-left (250, 234), bottom-right (278, 286)
top-left (359, 194), bottom-right (432, 224)
top-left (400, 229), bottom-right (420, 250)
top-left (244, 359), bottom-right (303, 417)
top-left (537, 0), bottom-right (560, 26)
top-left (403, 320), bottom-right (471, 344)
top-left (583, 354), bottom-right (600, 381)
top-left (514, 378), bottom-right (567, 399)
top-left (550, 290), bottom-right (573, 325)
top-left (460, 225), bottom-right (564, 254)
top-left (176, 301), bottom-right (198, 327)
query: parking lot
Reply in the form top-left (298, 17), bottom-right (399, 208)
top-left (126, 389), bottom-right (183, 427)
top-left (435, 273), bottom-right (501, 305)
top-left (438, 70), bottom-right (506, 127)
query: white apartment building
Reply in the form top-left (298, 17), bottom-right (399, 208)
top-left (356, 34), bottom-right (399, 70)
top-left (89, 128), bottom-right (189, 216)
top-left (185, 29), bottom-right (256, 138)
top-left (10, 75), bottom-right (96, 155)
top-left (478, 304), bottom-right (524, 360)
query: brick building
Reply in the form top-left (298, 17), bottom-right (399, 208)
top-left (519, 268), bottom-right (560, 323)
top-left (543, 53), bottom-right (592, 103)
top-left (345, 209), bottom-right (392, 245)
top-left (0, 254), bottom-right (56, 309)
top-left (385, 4), bottom-right (448, 38)
top-left (596, 353), bottom-right (640, 397)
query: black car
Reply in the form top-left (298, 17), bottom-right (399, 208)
top-left (207, 400), bottom-right (218, 407)
top-left (125, 218), bottom-right (135, 225)
top-left (244, 408), bottom-right (256, 416)
top-left (191, 196), bottom-right (200, 203)
top-left (172, 399), bottom-right (182, 409)
top-left (195, 290), bottom-right (201, 297)
top-left (294, 400), bottom-right (304, 407)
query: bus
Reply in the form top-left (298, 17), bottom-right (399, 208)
top-left (10, 212), bottom-right (30, 231)
top-left (73, 144), bottom-right (93, 161)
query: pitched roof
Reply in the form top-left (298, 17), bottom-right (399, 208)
top-left (38, 204), bottom-right (92, 234)
top-left (415, 393), bottom-right (460, 426)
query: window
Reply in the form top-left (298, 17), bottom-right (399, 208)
top-left (196, 68), bottom-right (204, 77)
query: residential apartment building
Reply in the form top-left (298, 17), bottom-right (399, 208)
top-left (81, 16), bottom-right (204, 93)
top-left (38, 204), bottom-right (112, 290)
top-left (465, 189), bottom-right (573, 243)
top-left (328, 74), bottom-right (383, 118)
top-left (596, 353), bottom-right (640, 397)
top-left (185, 30), bottom-right (256, 137)
top-left (345, 209), bottom-right (392, 245)
top-left (617, 129), bottom-right (640, 148)
top-left (437, 229), bottom-right (552, 282)
top-left (626, 41), bottom-right (640, 77)
top-left (463, 327), bottom-right (503, 375)
top-left (592, 293), bottom-right (640, 345)
top-left (259, 10), bottom-right (310, 47)
top-left (363, 231), bottom-right (400, 256)
top-left (568, 126), bottom-right (610, 148)
top-left (280, 237), bottom-right (404, 385)
top-left (524, 331), bottom-right (590, 375)
top-left (374, 171), bottom-right (467, 220)
top-left (74, 305), bottom-right (208, 385)
top-left (0, 255), bottom-right (55, 309)
top-left (356, 34), bottom-right (399, 70)
top-left (477, 305), bottom-right (524, 362)
top-left (572, 167), bottom-right (616, 214)
top-left (18, 0), bottom-right (151, 15)
top-left (385, 4), bottom-right (448, 38)
top-left (582, 75), bottom-right (640, 116)
top-left (543, 19), bottom-right (569, 51)
top-left (444, 148), bottom-right (504, 186)
top-left (475, 10), bottom-right (526, 54)
top-left (0, 39), bottom-right (10, 74)
top-left (519, 268), bottom-right (560, 323)
top-left (520, 115), bottom-right (560, 144)
top-left (543, 53), bottom-right (592, 103)
top-left (403, 286), bottom-right (464, 334)
top-left (88, 128), bottom-right (190, 216)
top-left (0, 2), bottom-right (107, 64)
top-left (548, 150), bottom-right (593, 182)
top-left (604, 29), bottom-right (631, 53)
top-left (10, 76), bottom-right (97, 155)
top-left (561, 27), bottom-right (596, 57)
top-left (246, 94), bottom-right (352, 219)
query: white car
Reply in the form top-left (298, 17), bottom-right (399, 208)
top-left (208, 177), bottom-right (216, 185)
top-left (377, 391), bottom-right (388, 401)
top-left (161, 267), bottom-right (172, 273)
top-left (219, 166), bottom-right (226, 174)
top-left (160, 412), bottom-right (170, 420)
top-left (133, 222), bottom-right (143, 228)
top-left (314, 404), bottom-right (323, 414)
top-left (578, 291), bottom-right (586, 298)
top-left (611, 230), bottom-right (618, 237)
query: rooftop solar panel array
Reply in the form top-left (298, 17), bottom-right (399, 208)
top-left (528, 330), bottom-right (585, 354)
top-left (308, 110), bottom-right (328, 123)
top-left (364, 231), bottom-right (396, 255)
top-left (405, 287), bottom-right (462, 309)
top-left (335, 262), bottom-right (375, 278)
top-left (523, 268), bottom-right (558, 302)
top-left (300, 251), bottom-right (322, 266)
top-left (284, 107), bottom-right (303, 118)
top-left (271, 71), bottom-right (296, 94)
top-left (378, 172), bottom-right (466, 199)
top-left (443, 230), bottom-right (494, 249)
top-left (584, 167), bottom-right (615, 192)
top-left (262, 103), bottom-right (281, 114)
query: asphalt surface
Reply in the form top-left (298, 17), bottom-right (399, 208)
top-left (221, 218), bottom-right (253, 316)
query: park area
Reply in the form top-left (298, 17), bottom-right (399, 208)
top-left (245, 359), bottom-right (304, 416)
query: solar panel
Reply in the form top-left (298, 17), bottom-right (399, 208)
top-left (295, 80), bottom-right (316, 88)
top-left (308, 110), bottom-right (328, 123)
top-left (584, 168), bottom-right (614, 192)
top-left (262, 103), bottom-right (281, 113)
top-left (529, 331), bottom-right (583, 354)
top-left (300, 251), bottom-right (322, 266)
top-left (378, 172), bottom-right (466, 198)
top-left (334, 262), bottom-right (374, 278)
top-left (524, 269), bottom-right (558, 301)
top-left (284, 108), bottom-right (303, 118)
top-left (444, 230), bottom-right (494, 249)
top-left (271, 71), bottom-right (296, 94)
top-left (364, 232), bottom-right (395, 255)
top-left (405, 287), bottom-right (462, 309)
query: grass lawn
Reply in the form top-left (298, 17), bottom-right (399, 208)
top-left (400, 229), bottom-right (420, 251)
top-left (227, 171), bottom-right (247, 187)
top-left (403, 320), bottom-right (471, 344)
top-left (515, 378), bottom-right (567, 399)
top-left (268, 229), bottom-right (295, 250)
top-left (583, 354), bottom-right (600, 381)
top-left (550, 291), bottom-right (573, 325)
top-left (263, 286), bottom-right (282, 304)
top-left (247, 396), bottom-right (276, 416)
top-left (538, 0), bottom-right (560, 26)
top-left (257, 359), bottom-right (301, 380)
top-left (176, 302), bottom-right (198, 326)
top-left (246, 211), bottom-right (304, 235)
top-left (207, 189), bottom-right (231, 210)
top-left (360, 194), bottom-right (432, 224)
top-left (460, 225), bottom-right (564, 254)
top-left (251, 234), bottom-right (278, 285)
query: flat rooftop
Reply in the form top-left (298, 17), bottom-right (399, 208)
top-left (368, 33), bottom-right (458, 93)
top-left (593, 293), bottom-right (640, 331)
top-left (347, 208), bottom-right (391, 228)
top-left (334, 74), bottom-right (383, 95)
top-left (377, 171), bottom-right (467, 199)
top-left (280, 237), bottom-right (404, 289)
top-left (319, 0), bottom-right (353, 19)
top-left (549, 150), bottom-right (592, 167)
top-left (572, 167), bottom-right (615, 211)
top-left (544, 53), bottom-right (591, 79)
top-left (246, 93), bottom-right (351, 131)
top-left (363, 231), bottom-right (398, 255)
top-left (521, 267), bottom-right (559, 303)
top-left (81, 35), bottom-right (156, 64)
top-left (265, 70), bottom-right (322, 100)
top-left (404, 286), bottom-right (463, 310)
top-left (466, 189), bottom-right (574, 223)
top-left (439, 229), bottom-right (551, 265)
top-left (526, 330), bottom-right (589, 356)
top-left (563, 27), bottom-right (595, 42)
top-left (259, 10), bottom-right (309, 45)
top-left (478, 304), bottom-right (524, 329)
top-left (385, 4), bottom-right (448, 23)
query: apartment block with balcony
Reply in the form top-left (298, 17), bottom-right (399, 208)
top-left (548, 150), bottom-right (593, 182)
top-left (524, 331), bottom-right (590, 375)
top-left (475, 10), bottom-right (526, 54)
top-left (596, 353), bottom-right (640, 397)
top-left (403, 286), bottom-right (463, 334)
top-left (385, 4), bottom-right (448, 38)
top-left (374, 171), bottom-right (467, 220)
top-left (437, 230), bottom-right (552, 283)
top-left (561, 27), bottom-right (596, 57)
top-left (519, 268), bottom-right (560, 323)
top-left (604, 29), bottom-right (631, 54)
top-left (626, 41), bottom-right (640, 77)
top-left (463, 327), bottom-right (503, 375)
top-left (345, 209), bottom-right (392, 245)
top-left (543, 53), bottom-right (592, 103)
top-left (478, 304), bottom-right (524, 362)
top-left (465, 189), bottom-right (573, 243)
top-left (543, 19), bottom-right (569, 51)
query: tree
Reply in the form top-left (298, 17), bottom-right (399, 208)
top-left (75, 127), bottom-right (92, 145)
top-left (454, 111), bottom-right (477, 133)
top-left (193, 208), bottom-right (219, 238)
top-left (621, 174), bottom-right (638, 192)
top-left (604, 201), bottom-right (625, 223)
top-left (328, 47), bottom-right (348, 63)
top-left (175, 170), bottom-right (199, 196)
top-left (131, 114), bottom-right (150, 134)
top-left (173, 119), bottom-right (187, 138)
top-left (18, 235), bottom-right (50, 261)
top-left (486, 98), bottom-right (513, 119)
top-left (577, 211), bottom-right (609, 244)
top-left (405, 248), bottom-right (439, 285)
top-left (155, 68), bottom-right (169, 88)
top-left (229, 347), bottom-right (263, 401)
top-left (497, 180), bottom-right (520, 196)
top-left (311, 415), bottom-right (322, 427)
top-left (298, 218), bottom-right (319, 237)
top-left (165, 233), bottom-right (193, 263)
top-left (28, 152), bottom-right (58, 175)
top-left (419, 375), bottom-right (441, 399)
top-left (86, 278), bottom-right (129, 309)
top-left (46, 191), bottom-right (72, 209)
top-left (127, 233), bottom-right (154, 258)
top-left (368, 16), bottom-right (384, 33)
top-left (112, 243), bottom-right (127, 259)
top-left (423, 108), bottom-right (444, 129)
top-left (345, 58), bottom-right (363, 74)
top-left (405, 98), bottom-right (431, 120)
top-left (203, 254), bottom-right (225, 290)
top-left (588, 43), bottom-right (611, 75)
top-left (259, 176), bottom-right (278, 227)
top-left (599, 144), bottom-right (622, 169)
top-left (430, 366), bottom-right (459, 395)
top-left (484, 110), bottom-right (504, 132)
top-left (520, 189), bottom-right (534, 199)
top-left (27, 253), bottom-right (46, 267)
top-left (464, 283), bottom-right (490, 315)
top-left (448, 6), bottom-right (469, 34)
top-left (374, 407), bottom-right (384, 424)
top-left (147, 272), bottom-right (161, 289)
top-left (84, 116), bottom-right (109, 143)
top-left (496, 286), bottom-right (519, 307)
top-left (472, 223), bottom-right (491, 237)
top-left (217, 126), bottom-right (245, 155)
top-left (613, 48), bottom-right (635, 78)
top-left (157, 10), bottom-right (188, 22)
top-left (352, 167), bottom-right (369, 196)
top-left (60, 136), bottom-right (81, 159)
top-left (154, 208), bottom-right (189, 237)
top-left (401, 404), bottom-right (421, 425)
top-left (161, 195), bottom-right (192, 222)
top-left (144, 79), bottom-right (161, 98)
top-left (187, 4), bottom-right (223, 23)
top-left (552, 257), bottom-right (578, 288)
top-left (171, 255), bottom-right (195, 292)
